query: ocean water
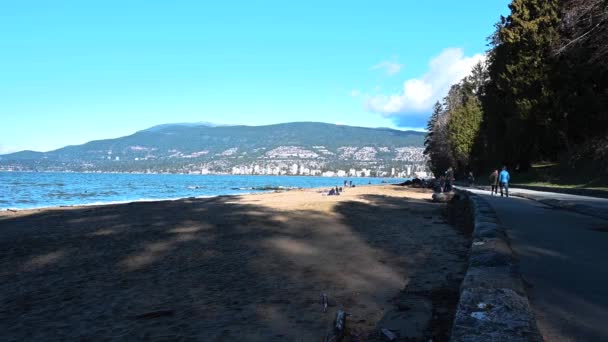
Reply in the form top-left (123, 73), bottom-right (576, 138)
top-left (0, 172), bottom-right (408, 210)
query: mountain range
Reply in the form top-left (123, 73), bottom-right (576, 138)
top-left (0, 122), bottom-right (428, 175)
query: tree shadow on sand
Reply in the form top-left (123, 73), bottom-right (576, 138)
top-left (1, 191), bottom-right (469, 341)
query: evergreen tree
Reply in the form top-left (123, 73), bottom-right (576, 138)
top-left (425, 0), bottom-right (607, 181)
top-left (552, 0), bottom-right (608, 146)
top-left (424, 101), bottom-right (455, 176)
top-left (424, 102), bottom-right (441, 147)
top-left (448, 98), bottom-right (484, 171)
top-left (424, 102), bottom-right (442, 175)
top-left (482, 0), bottom-right (560, 169)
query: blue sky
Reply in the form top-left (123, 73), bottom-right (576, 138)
top-left (0, 1), bottom-right (510, 153)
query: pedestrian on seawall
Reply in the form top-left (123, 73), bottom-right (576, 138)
top-left (444, 167), bottom-right (454, 192)
top-left (489, 169), bottom-right (499, 195)
top-left (499, 166), bottom-right (510, 197)
top-left (467, 171), bottom-right (475, 187)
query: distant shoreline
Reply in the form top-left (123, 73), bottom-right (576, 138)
top-left (0, 170), bottom-right (412, 178)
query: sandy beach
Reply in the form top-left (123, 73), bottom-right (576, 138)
top-left (0, 185), bottom-right (469, 341)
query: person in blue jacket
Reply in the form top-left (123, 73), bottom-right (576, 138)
top-left (499, 166), bottom-right (510, 197)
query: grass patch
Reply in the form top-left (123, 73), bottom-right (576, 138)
top-left (513, 163), bottom-right (608, 191)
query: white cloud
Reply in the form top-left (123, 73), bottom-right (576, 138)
top-left (371, 60), bottom-right (403, 76)
top-left (365, 48), bottom-right (485, 116)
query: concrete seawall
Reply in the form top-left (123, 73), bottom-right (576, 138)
top-left (449, 190), bottom-right (542, 342)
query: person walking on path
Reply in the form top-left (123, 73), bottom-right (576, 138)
top-left (499, 166), bottom-right (510, 197)
top-left (489, 169), bottom-right (499, 195)
top-left (445, 167), bottom-right (454, 192)
top-left (467, 171), bottom-right (475, 187)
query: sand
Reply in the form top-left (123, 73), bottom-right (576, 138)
top-left (0, 185), bottom-right (470, 341)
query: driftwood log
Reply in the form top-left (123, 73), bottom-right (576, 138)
top-left (320, 293), bottom-right (329, 313)
top-left (323, 309), bottom-right (348, 342)
top-left (380, 327), bottom-right (397, 341)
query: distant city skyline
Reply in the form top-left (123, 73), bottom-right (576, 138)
top-left (1, 1), bottom-right (510, 153)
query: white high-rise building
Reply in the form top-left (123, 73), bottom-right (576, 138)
top-left (290, 163), bottom-right (299, 175)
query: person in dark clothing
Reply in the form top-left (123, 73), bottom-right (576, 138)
top-left (467, 171), bottom-right (475, 187)
top-left (489, 169), bottom-right (499, 195)
top-left (444, 167), bottom-right (454, 192)
top-left (433, 176), bottom-right (444, 193)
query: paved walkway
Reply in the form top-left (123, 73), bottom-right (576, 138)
top-left (467, 187), bottom-right (608, 341)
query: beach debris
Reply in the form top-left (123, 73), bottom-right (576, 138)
top-left (331, 310), bottom-right (348, 341)
top-left (323, 311), bottom-right (348, 342)
top-left (471, 301), bottom-right (494, 320)
top-left (470, 302), bottom-right (493, 320)
top-left (432, 192), bottom-right (448, 202)
top-left (470, 311), bottom-right (487, 320)
top-left (319, 292), bottom-right (337, 311)
top-left (134, 309), bottom-right (175, 319)
top-left (380, 327), bottom-right (397, 341)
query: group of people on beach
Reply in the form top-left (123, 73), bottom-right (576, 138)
top-left (326, 180), bottom-right (356, 196)
top-left (489, 166), bottom-right (510, 197)
top-left (327, 186), bottom-right (342, 196)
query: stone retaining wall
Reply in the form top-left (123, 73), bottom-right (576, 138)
top-left (449, 190), bottom-right (542, 342)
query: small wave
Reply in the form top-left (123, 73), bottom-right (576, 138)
top-left (48, 191), bottom-right (96, 199)
top-left (187, 185), bottom-right (205, 189)
top-left (98, 191), bottom-right (120, 196)
top-left (1, 194), bottom-right (226, 211)
top-left (63, 195), bottom-right (225, 208)
top-left (230, 186), bottom-right (300, 191)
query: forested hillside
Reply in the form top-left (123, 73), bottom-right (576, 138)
top-left (424, 0), bottom-right (607, 184)
top-left (0, 122), bottom-right (427, 175)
